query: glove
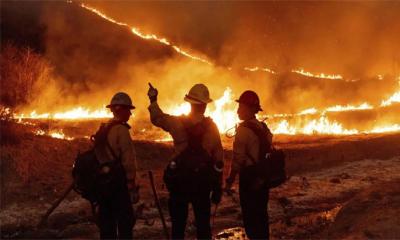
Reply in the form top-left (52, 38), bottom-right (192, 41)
top-left (211, 187), bottom-right (222, 204)
top-left (148, 83), bottom-right (158, 103)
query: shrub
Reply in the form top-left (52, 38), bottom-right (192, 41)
top-left (0, 42), bottom-right (52, 108)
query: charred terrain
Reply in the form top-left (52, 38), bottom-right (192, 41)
top-left (1, 1), bottom-right (400, 239)
top-left (1, 121), bottom-right (400, 239)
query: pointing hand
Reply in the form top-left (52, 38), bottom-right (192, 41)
top-left (148, 82), bottom-right (158, 102)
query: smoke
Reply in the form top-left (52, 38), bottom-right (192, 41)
top-left (2, 1), bottom-right (399, 122)
top-left (83, 1), bottom-right (400, 77)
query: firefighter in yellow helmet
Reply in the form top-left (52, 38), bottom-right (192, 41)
top-left (148, 83), bottom-right (224, 239)
top-left (225, 90), bottom-right (273, 240)
top-left (95, 92), bottom-right (137, 239)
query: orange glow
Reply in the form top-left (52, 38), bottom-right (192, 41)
top-left (381, 91), bottom-right (400, 107)
top-left (15, 107), bottom-right (113, 120)
top-left (34, 129), bottom-right (74, 140)
top-left (244, 66), bottom-right (276, 74)
top-left (325, 103), bottom-right (373, 112)
top-left (7, 4), bottom-right (399, 140)
top-left (80, 3), bottom-right (211, 65)
top-left (167, 88), bottom-right (238, 132)
top-left (292, 68), bottom-right (343, 80)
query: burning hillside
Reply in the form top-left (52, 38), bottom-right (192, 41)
top-left (1, 1), bottom-right (398, 139)
top-left (1, 2), bottom-right (400, 239)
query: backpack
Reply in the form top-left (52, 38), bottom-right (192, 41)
top-left (72, 121), bottom-right (123, 204)
top-left (163, 117), bottom-right (218, 194)
top-left (241, 121), bottom-right (287, 188)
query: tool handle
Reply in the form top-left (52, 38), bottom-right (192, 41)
top-left (148, 170), bottom-right (170, 239)
top-left (37, 182), bottom-right (74, 228)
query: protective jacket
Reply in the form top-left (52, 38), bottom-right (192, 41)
top-left (232, 118), bottom-right (272, 173)
top-left (148, 101), bottom-right (223, 239)
top-left (94, 119), bottom-right (137, 182)
top-left (233, 118), bottom-right (273, 240)
top-left (148, 102), bottom-right (223, 164)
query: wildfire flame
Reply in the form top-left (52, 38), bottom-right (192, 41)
top-left (15, 107), bottom-right (113, 120)
top-left (381, 91), bottom-right (400, 107)
top-left (79, 2), bottom-right (352, 80)
top-left (34, 129), bottom-right (74, 140)
top-left (80, 3), bottom-right (211, 65)
top-left (165, 88), bottom-right (400, 136)
top-left (243, 66), bottom-right (276, 74)
top-left (6, 3), bottom-right (399, 140)
top-left (292, 68), bottom-right (343, 80)
top-left (168, 88), bottom-right (238, 132)
top-left (324, 103), bottom-right (373, 112)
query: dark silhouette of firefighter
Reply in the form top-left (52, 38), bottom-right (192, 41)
top-left (147, 83), bottom-right (224, 239)
top-left (225, 90), bottom-right (273, 240)
top-left (95, 92), bottom-right (138, 239)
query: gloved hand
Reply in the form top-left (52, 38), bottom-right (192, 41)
top-left (211, 187), bottom-right (222, 204)
top-left (148, 83), bottom-right (158, 103)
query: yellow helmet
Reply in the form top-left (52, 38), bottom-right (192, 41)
top-left (184, 84), bottom-right (213, 104)
top-left (106, 92), bottom-right (135, 109)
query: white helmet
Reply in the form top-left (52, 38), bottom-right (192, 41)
top-left (106, 92), bottom-right (135, 109)
top-left (184, 83), bottom-right (213, 104)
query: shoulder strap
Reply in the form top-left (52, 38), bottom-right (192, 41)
top-left (107, 121), bottom-right (127, 163)
top-left (240, 120), bottom-right (271, 165)
top-left (105, 137), bottom-right (119, 162)
top-left (183, 117), bottom-right (212, 144)
top-left (98, 121), bottom-right (124, 163)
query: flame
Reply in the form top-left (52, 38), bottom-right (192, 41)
top-left (272, 120), bottom-right (296, 135)
top-left (368, 124), bottom-right (400, 133)
top-left (268, 117), bottom-right (358, 135)
top-left (325, 103), bottom-right (373, 112)
top-left (381, 91), bottom-right (400, 107)
top-left (8, 4), bottom-right (400, 138)
top-left (80, 3), bottom-right (211, 65)
top-left (292, 68), bottom-right (343, 80)
top-left (49, 130), bottom-right (74, 140)
top-left (244, 66), bottom-right (276, 74)
top-left (299, 108), bottom-right (318, 115)
top-left (301, 116), bottom-right (358, 135)
top-left (81, 1), bottom-right (377, 84)
top-left (15, 106), bottom-right (113, 120)
top-left (34, 129), bottom-right (74, 140)
top-left (167, 88), bottom-right (238, 132)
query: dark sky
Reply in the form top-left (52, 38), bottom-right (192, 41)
top-left (81, 1), bottom-right (400, 77)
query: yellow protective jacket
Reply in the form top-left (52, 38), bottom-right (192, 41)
top-left (94, 120), bottom-right (137, 182)
top-left (232, 118), bottom-right (272, 173)
top-left (148, 101), bottom-right (223, 164)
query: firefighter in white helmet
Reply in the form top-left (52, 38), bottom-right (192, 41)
top-left (148, 83), bottom-right (224, 239)
top-left (95, 92), bottom-right (137, 239)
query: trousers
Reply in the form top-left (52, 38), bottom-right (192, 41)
top-left (239, 166), bottom-right (270, 240)
top-left (98, 181), bottom-right (135, 239)
top-left (168, 191), bottom-right (212, 239)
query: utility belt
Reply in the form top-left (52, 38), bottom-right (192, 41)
top-left (163, 160), bottom-right (222, 195)
top-left (239, 164), bottom-right (268, 191)
top-left (96, 161), bottom-right (127, 199)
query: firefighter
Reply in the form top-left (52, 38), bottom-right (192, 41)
top-left (95, 92), bottom-right (137, 239)
top-left (147, 83), bottom-right (224, 239)
top-left (225, 90), bottom-right (273, 240)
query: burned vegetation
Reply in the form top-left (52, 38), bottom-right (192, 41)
top-left (1, 1), bottom-right (400, 239)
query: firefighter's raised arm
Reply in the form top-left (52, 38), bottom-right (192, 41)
top-left (147, 82), bottom-right (179, 132)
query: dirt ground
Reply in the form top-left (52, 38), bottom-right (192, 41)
top-left (1, 131), bottom-right (400, 239)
